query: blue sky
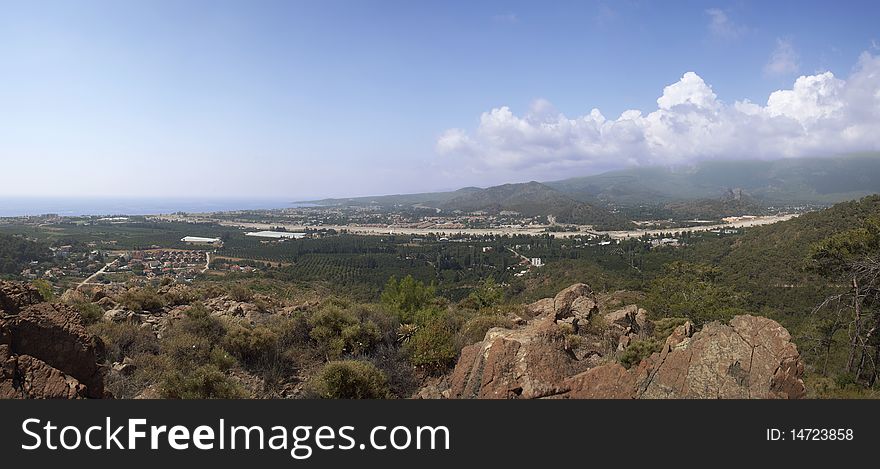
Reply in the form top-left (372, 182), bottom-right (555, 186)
top-left (1, 0), bottom-right (879, 199)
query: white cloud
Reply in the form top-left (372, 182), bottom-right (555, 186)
top-left (765, 38), bottom-right (799, 77)
top-left (436, 52), bottom-right (880, 175)
top-left (706, 9), bottom-right (748, 40)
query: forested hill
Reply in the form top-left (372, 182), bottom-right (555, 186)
top-left (546, 154), bottom-right (880, 205)
top-left (0, 233), bottom-right (49, 275)
top-left (711, 195), bottom-right (880, 287)
top-left (439, 181), bottom-right (633, 229)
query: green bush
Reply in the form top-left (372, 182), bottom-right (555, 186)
top-left (381, 275), bottom-right (436, 323)
top-left (228, 283), bottom-right (253, 302)
top-left (619, 338), bottom-right (661, 369)
top-left (404, 319), bottom-right (457, 372)
top-left (222, 324), bottom-right (278, 368)
top-left (160, 364), bottom-right (246, 399)
top-left (31, 279), bottom-right (55, 301)
top-left (118, 287), bottom-right (166, 312)
top-left (89, 321), bottom-right (160, 363)
top-left (466, 277), bottom-right (504, 309)
top-left (457, 314), bottom-right (512, 347)
top-left (176, 303), bottom-right (226, 342)
top-left (308, 305), bottom-right (382, 360)
top-left (74, 301), bottom-right (104, 325)
top-left (161, 331), bottom-right (214, 366)
top-left (309, 360), bottom-right (390, 399)
top-left (163, 284), bottom-right (196, 306)
top-left (644, 262), bottom-right (747, 325)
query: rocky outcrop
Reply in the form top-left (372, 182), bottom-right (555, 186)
top-left (445, 283), bottom-right (806, 400)
top-left (1, 281), bottom-right (108, 399)
top-left (0, 281), bottom-right (44, 315)
top-left (450, 317), bottom-right (597, 399)
top-left (551, 283), bottom-right (598, 331)
top-left (631, 315), bottom-right (806, 399)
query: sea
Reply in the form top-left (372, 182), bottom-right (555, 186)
top-left (0, 197), bottom-right (315, 217)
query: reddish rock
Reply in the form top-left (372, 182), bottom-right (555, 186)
top-left (0, 354), bottom-right (87, 399)
top-left (0, 281), bottom-right (44, 315)
top-left (445, 282), bottom-right (806, 400)
top-left (0, 283), bottom-right (107, 399)
top-left (449, 317), bottom-right (591, 399)
top-left (636, 315), bottom-right (806, 399)
top-left (524, 298), bottom-right (554, 318)
top-left (563, 363), bottom-right (638, 399)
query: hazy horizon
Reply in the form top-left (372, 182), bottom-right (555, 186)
top-left (2, 1), bottom-right (880, 199)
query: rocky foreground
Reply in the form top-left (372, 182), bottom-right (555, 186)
top-left (423, 284), bottom-right (806, 399)
top-left (1, 281), bottom-right (108, 398)
top-left (0, 280), bottom-right (806, 399)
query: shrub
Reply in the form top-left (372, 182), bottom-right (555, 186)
top-left (653, 317), bottom-right (689, 339)
top-left (31, 279), bottom-right (55, 301)
top-left (308, 360), bottom-right (390, 399)
top-left (163, 284), bottom-right (196, 306)
top-left (73, 301), bottom-right (104, 325)
top-left (228, 284), bottom-right (253, 302)
top-left (381, 275), bottom-right (435, 323)
top-left (60, 290), bottom-right (103, 324)
top-left (457, 314), bottom-right (512, 347)
top-left (619, 338), bottom-right (661, 369)
top-left (404, 319), bottom-right (457, 372)
top-left (368, 344), bottom-right (418, 398)
top-left (160, 364), bottom-right (246, 399)
top-left (176, 303), bottom-right (226, 342)
top-left (466, 277), bottom-right (504, 309)
top-left (118, 287), bottom-right (165, 312)
top-left (209, 347), bottom-right (237, 372)
top-left (89, 321), bottom-right (160, 363)
top-left (161, 331), bottom-right (214, 366)
top-left (222, 324), bottom-right (278, 368)
top-left (308, 305), bottom-right (382, 360)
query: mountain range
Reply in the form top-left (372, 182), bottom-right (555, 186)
top-left (307, 153), bottom-right (880, 224)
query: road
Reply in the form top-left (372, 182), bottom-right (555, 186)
top-left (76, 260), bottom-right (114, 290)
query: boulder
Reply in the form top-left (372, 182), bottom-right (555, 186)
top-left (96, 296), bottom-right (118, 310)
top-left (635, 315), bottom-right (806, 399)
top-left (0, 281), bottom-right (44, 315)
top-left (445, 283), bottom-right (806, 400)
top-left (562, 315), bottom-right (806, 400)
top-left (449, 317), bottom-right (593, 399)
top-left (0, 285), bottom-right (108, 399)
top-left (1, 353), bottom-right (88, 399)
top-left (7, 303), bottom-right (107, 398)
top-left (549, 283), bottom-right (599, 333)
top-left (524, 298), bottom-right (554, 318)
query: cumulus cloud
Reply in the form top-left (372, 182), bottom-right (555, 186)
top-left (436, 52), bottom-right (880, 175)
top-left (706, 9), bottom-right (748, 40)
top-left (764, 38), bottom-right (800, 77)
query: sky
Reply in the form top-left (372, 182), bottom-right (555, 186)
top-left (1, 0), bottom-right (879, 200)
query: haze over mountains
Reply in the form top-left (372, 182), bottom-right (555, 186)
top-left (308, 154), bottom-right (880, 223)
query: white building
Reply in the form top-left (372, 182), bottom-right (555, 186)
top-left (245, 231), bottom-right (306, 239)
top-left (530, 258), bottom-right (544, 267)
top-left (181, 236), bottom-right (222, 246)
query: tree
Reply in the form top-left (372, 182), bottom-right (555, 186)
top-left (380, 275), bottom-right (436, 323)
top-left (644, 262), bottom-right (747, 326)
top-left (809, 218), bottom-right (880, 384)
top-left (467, 276), bottom-right (504, 309)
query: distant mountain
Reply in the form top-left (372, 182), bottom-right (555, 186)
top-left (439, 181), bottom-right (632, 229)
top-left (545, 153), bottom-right (880, 205)
top-left (305, 154), bottom-right (880, 223)
top-left (304, 187), bottom-right (482, 208)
